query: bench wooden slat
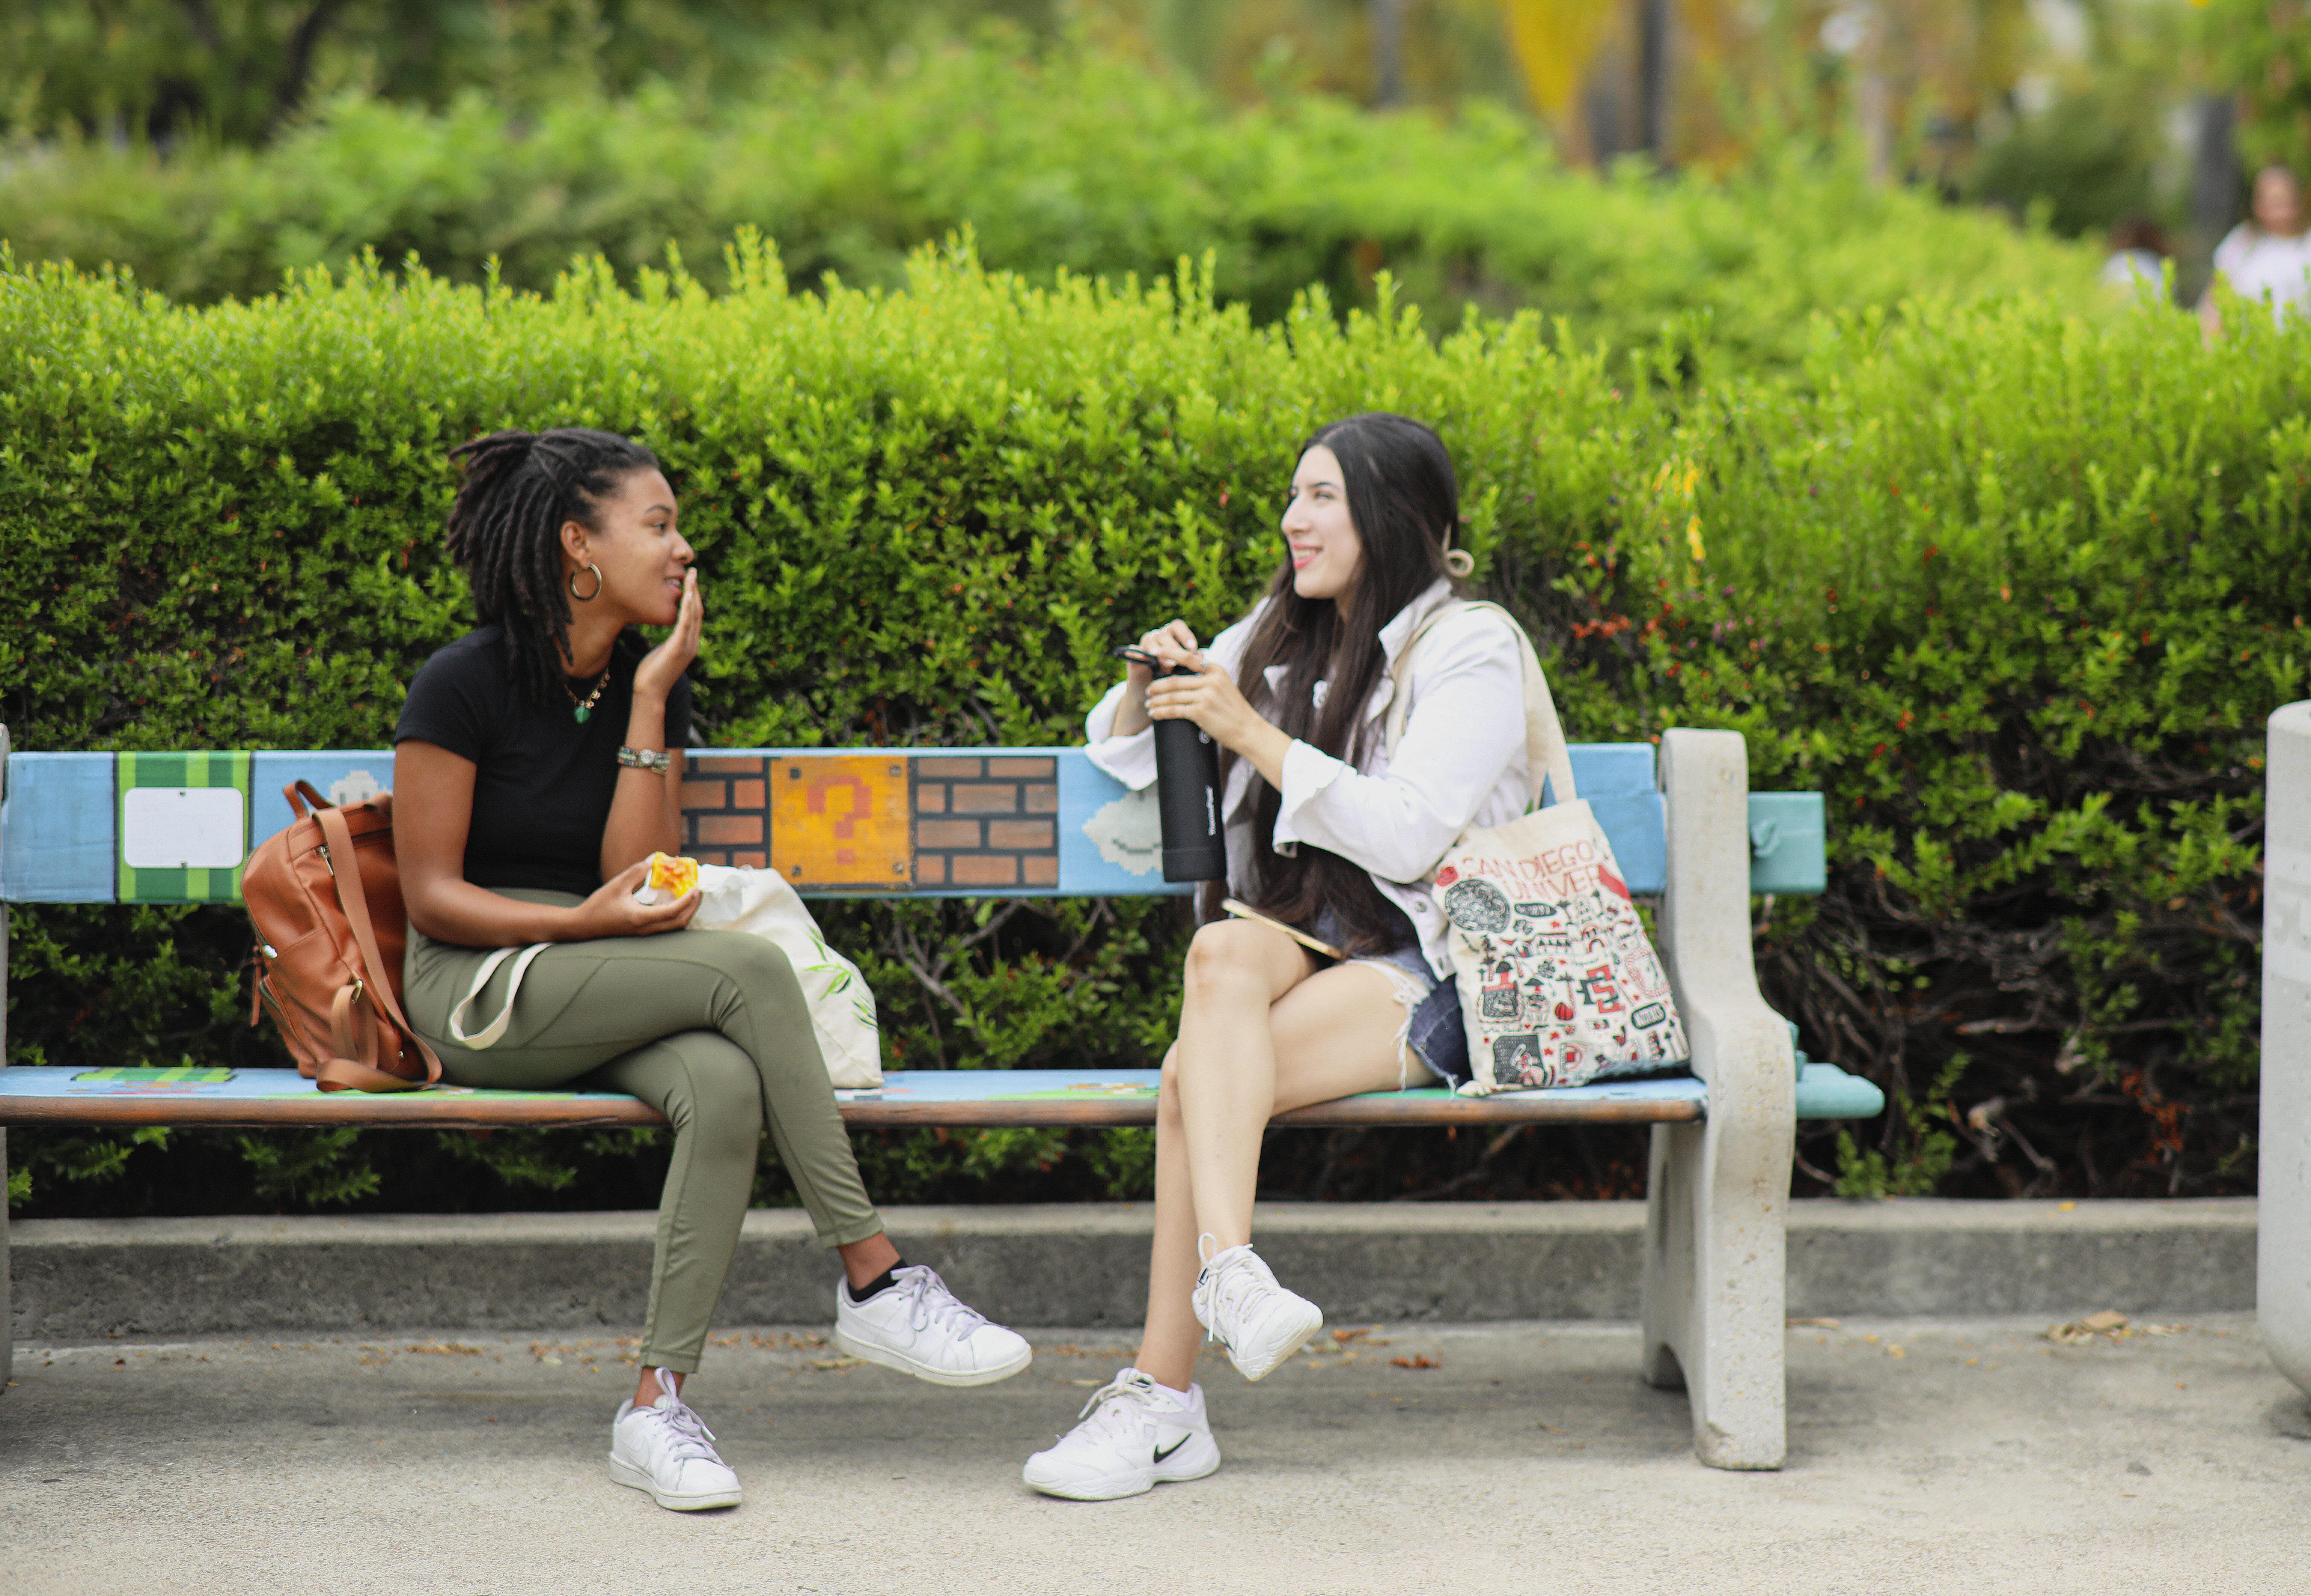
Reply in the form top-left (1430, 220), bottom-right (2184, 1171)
top-left (0, 745), bottom-right (1828, 905)
top-left (0, 1064), bottom-right (1883, 1130)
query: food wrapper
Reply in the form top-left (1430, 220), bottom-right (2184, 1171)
top-left (641, 852), bottom-right (700, 899)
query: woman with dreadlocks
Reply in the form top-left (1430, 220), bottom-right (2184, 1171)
top-left (393, 427), bottom-right (1029, 1513)
top-left (1022, 413), bottom-right (1537, 1501)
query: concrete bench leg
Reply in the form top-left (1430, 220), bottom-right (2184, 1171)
top-left (2263, 704), bottom-right (2311, 1400)
top-left (2, 897), bottom-right (11, 1393)
top-left (1639, 729), bottom-right (1795, 1469)
top-left (2, 729), bottom-right (10, 1391)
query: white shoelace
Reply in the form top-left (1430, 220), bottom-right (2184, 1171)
top-left (889, 1265), bottom-right (990, 1340)
top-left (1192, 1237), bottom-right (1276, 1345)
top-left (639, 1370), bottom-right (723, 1465)
top-left (1068, 1371), bottom-right (1161, 1444)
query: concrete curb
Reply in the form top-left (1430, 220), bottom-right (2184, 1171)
top-left (9, 1197), bottom-right (2257, 1341)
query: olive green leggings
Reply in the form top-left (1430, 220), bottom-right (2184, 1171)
top-left (403, 891), bottom-right (884, 1373)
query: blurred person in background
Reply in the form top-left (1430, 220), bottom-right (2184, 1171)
top-left (2099, 217), bottom-right (2172, 302)
top-left (2200, 165), bottom-right (2311, 334)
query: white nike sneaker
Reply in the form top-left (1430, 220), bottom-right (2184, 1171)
top-left (1022, 1368), bottom-right (1221, 1501)
top-left (834, 1264), bottom-right (1033, 1387)
top-left (1191, 1235), bottom-right (1324, 1382)
top-left (607, 1371), bottom-right (743, 1512)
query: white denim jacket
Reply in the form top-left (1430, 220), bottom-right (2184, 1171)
top-left (1085, 578), bottom-right (1531, 979)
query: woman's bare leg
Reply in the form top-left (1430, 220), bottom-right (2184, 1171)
top-left (1133, 922), bottom-right (1428, 1388)
top-left (1174, 921), bottom-right (1316, 1252)
top-left (1136, 1045), bottom-right (1207, 1390)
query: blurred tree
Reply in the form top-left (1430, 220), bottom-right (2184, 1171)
top-left (1796, 0), bottom-right (2032, 187)
top-left (0, 0), bottom-right (1061, 143)
top-left (2202, 0), bottom-right (2311, 172)
top-left (1501, 0), bottom-right (1619, 128)
top-left (1966, 82), bottom-right (2171, 236)
top-left (1501, 0), bottom-right (1620, 161)
top-left (1132, 0), bottom-right (1528, 109)
top-left (1959, 1), bottom-right (2199, 241)
top-left (0, 0), bottom-right (391, 140)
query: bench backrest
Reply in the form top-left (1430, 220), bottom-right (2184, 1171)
top-left (0, 738), bottom-right (1826, 905)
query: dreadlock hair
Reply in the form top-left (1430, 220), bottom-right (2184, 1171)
top-left (444, 427), bottom-right (661, 705)
top-left (1219, 413), bottom-right (1464, 956)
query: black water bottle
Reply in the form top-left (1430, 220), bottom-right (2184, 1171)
top-left (1115, 646), bottom-right (1228, 882)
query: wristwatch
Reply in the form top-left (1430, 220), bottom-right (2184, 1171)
top-left (617, 746), bottom-right (673, 775)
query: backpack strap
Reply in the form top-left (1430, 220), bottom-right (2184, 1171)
top-left (311, 803), bottom-right (444, 1094)
top-left (1381, 599), bottom-right (1577, 811)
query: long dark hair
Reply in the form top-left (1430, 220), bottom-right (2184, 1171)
top-left (443, 427), bottom-right (661, 704)
top-left (1224, 413), bottom-right (1463, 955)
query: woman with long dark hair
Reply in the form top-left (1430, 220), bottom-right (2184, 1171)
top-left (393, 427), bottom-right (1029, 1513)
top-left (1023, 413), bottom-right (1535, 1500)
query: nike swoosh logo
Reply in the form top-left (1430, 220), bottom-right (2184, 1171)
top-left (1152, 1436), bottom-right (1190, 1464)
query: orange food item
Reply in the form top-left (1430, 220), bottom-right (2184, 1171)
top-left (646, 852), bottom-right (700, 896)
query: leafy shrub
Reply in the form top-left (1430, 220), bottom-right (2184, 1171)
top-left (1, 238), bottom-right (2300, 1217)
top-left (0, 36), bottom-right (2097, 373)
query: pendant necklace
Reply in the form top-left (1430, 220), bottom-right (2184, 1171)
top-left (565, 664), bottom-right (610, 724)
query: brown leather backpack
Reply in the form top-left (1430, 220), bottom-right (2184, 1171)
top-left (244, 782), bottom-right (443, 1093)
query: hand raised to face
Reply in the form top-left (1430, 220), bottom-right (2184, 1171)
top-left (633, 568), bottom-right (704, 707)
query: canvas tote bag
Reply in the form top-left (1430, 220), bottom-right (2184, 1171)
top-left (1383, 602), bottom-right (1689, 1093)
top-left (448, 863), bottom-right (884, 1088)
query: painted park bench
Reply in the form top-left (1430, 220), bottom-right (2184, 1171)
top-left (0, 723), bottom-right (1879, 1470)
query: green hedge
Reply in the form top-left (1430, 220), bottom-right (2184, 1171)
top-left (2, 240), bottom-right (2300, 1215)
top-left (0, 38), bottom-right (2098, 374)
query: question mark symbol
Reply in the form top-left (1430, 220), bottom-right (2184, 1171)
top-left (807, 776), bottom-right (873, 866)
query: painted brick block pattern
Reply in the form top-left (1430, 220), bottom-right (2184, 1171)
top-left (911, 756), bottom-right (1059, 890)
top-left (680, 753), bottom-right (1059, 890)
top-left (681, 755), bottom-right (771, 869)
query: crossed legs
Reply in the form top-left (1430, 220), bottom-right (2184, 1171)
top-left (1132, 918), bottom-right (1430, 1391)
top-left (410, 921), bottom-right (900, 1407)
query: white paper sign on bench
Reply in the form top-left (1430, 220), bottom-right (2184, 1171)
top-left (121, 787), bottom-right (246, 870)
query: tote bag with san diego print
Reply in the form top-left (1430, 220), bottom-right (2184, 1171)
top-left (1431, 809), bottom-right (1686, 1091)
top-left (1386, 602), bottom-right (1689, 1094)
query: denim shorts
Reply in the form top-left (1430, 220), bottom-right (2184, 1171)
top-left (1309, 906), bottom-right (1471, 1090)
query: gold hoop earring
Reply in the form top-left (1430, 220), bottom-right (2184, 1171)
top-left (569, 562), bottom-right (603, 602)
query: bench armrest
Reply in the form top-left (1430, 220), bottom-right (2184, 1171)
top-left (1658, 729), bottom-right (1795, 1107)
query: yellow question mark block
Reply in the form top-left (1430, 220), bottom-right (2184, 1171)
top-left (769, 755), bottom-right (913, 889)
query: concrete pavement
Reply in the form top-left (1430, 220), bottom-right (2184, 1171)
top-left (5, 1313), bottom-right (2307, 1594)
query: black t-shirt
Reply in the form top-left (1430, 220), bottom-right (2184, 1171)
top-left (394, 625), bottom-right (692, 897)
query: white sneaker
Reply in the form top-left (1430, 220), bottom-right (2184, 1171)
top-left (607, 1370), bottom-right (743, 1512)
top-left (834, 1264), bottom-right (1033, 1387)
top-left (1022, 1368), bottom-right (1221, 1501)
top-left (1191, 1234), bottom-right (1323, 1382)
